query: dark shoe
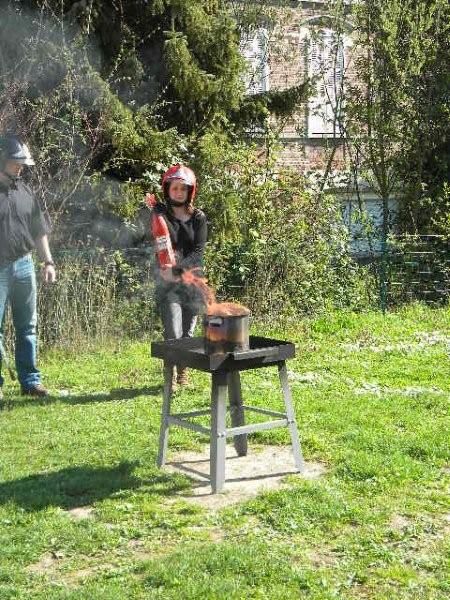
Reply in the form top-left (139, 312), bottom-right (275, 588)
top-left (177, 367), bottom-right (189, 386)
top-left (21, 384), bottom-right (49, 397)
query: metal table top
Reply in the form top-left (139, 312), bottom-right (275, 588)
top-left (151, 335), bottom-right (296, 372)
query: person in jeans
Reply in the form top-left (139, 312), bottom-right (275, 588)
top-left (135, 164), bottom-right (207, 387)
top-left (0, 135), bottom-right (56, 399)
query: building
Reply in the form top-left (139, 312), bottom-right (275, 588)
top-left (239, 1), bottom-right (398, 256)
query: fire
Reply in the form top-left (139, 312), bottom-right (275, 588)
top-left (181, 268), bottom-right (216, 305)
top-left (181, 269), bottom-right (250, 316)
top-left (206, 302), bottom-right (250, 317)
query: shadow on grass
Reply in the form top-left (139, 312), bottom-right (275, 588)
top-left (0, 461), bottom-right (189, 511)
top-left (0, 385), bottom-right (162, 410)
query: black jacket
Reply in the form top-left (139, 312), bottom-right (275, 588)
top-left (135, 202), bottom-right (207, 271)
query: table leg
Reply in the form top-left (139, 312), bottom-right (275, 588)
top-left (278, 361), bottom-right (304, 472)
top-left (157, 362), bottom-right (174, 468)
top-left (210, 371), bottom-right (228, 493)
top-left (228, 371), bottom-right (248, 457)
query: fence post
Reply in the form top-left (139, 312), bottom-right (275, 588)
top-left (380, 230), bottom-right (388, 314)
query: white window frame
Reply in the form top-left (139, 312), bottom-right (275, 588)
top-left (301, 26), bottom-right (347, 138)
top-left (239, 27), bottom-right (270, 95)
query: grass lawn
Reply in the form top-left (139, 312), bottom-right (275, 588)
top-left (0, 304), bottom-right (449, 599)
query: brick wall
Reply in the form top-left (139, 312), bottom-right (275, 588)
top-left (276, 142), bottom-right (347, 172)
top-left (263, 1), bottom-right (358, 174)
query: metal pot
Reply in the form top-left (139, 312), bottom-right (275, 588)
top-left (203, 313), bottom-right (250, 354)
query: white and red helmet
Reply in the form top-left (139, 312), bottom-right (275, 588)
top-left (161, 164), bottom-right (197, 202)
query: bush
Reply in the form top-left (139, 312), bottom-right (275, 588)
top-left (3, 250), bottom-right (160, 351)
top-left (192, 130), bottom-right (375, 320)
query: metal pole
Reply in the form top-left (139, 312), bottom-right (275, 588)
top-left (228, 371), bottom-right (248, 457)
top-left (157, 362), bottom-right (174, 468)
top-left (210, 371), bottom-right (228, 493)
top-left (278, 362), bottom-right (304, 472)
top-left (380, 228), bottom-right (388, 314)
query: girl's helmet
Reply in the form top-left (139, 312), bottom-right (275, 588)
top-left (161, 164), bottom-right (197, 203)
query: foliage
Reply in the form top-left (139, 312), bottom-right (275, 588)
top-left (2, 0), bottom-right (447, 329)
top-left (326, 0), bottom-right (450, 234)
top-left (193, 129), bottom-right (373, 318)
top-left (2, 249), bottom-right (160, 350)
top-left (0, 0), bottom-right (311, 246)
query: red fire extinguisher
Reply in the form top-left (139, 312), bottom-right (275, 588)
top-left (145, 193), bottom-right (176, 270)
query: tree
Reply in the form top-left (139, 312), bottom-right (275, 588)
top-left (0, 0), bottom-right (310, 243)
top-left (324, 0), bottom-right (450, 236)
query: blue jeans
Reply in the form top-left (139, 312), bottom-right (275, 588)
top-left (159, 290), bottom-right (198, 341)
top-left (0, 254), bottom-right (41, 389)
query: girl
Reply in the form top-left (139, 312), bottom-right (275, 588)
top-left (151, 164), bottom-right (207, 386)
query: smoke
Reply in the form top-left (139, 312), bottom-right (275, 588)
top-left (180, 269), bottom-right (250, 317)
top-left (0, 2), bottom-right (147, 252)
top-left (0, 1), bottom-right (191, 281)
top-left (0, 3), bottom-right (102, 124)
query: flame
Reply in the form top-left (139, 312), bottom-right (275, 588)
top-left (180, 269), bottom-right (249, 316)
top-left (206, 302), bottom-right (250, 317)
top-left (181, 269), bottom-right (216, 305)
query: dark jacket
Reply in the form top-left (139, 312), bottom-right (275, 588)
top-left (135, 202), bottom-right (208, 309)
top-left (0, 178), bottom-right (50, 267)
top-left (135, 202), bottom-right (208, 271)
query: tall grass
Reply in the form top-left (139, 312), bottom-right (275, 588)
top-left (5, 237), bottom-right (446, 353)
top-left (3, 250), bottom-right (160, 352)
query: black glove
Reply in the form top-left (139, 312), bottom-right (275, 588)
top-left (172, 266), bottom-right (184, 277)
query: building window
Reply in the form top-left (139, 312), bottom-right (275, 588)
top-left (306, 28), bottom-right (344, 138)
top-left (240, 28), bottom-right (270, 95)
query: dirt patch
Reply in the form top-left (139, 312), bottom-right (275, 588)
top-left (184, 525), bottom-right (226, 543)
top-left (165, 445), bottom-right (327, 510)
top-left (389, 514), bottom-right (411, 531)
top-left (125, 539), bottom-right (155, 561)
top-left (306, 548), bottom-right (338, 568)
top-left (26, 552), bottom-right (60, 575)
top-left (26, 552), bottom-right (101, 582)
top-left (65, 507), bottom-right (94, 520)
top-left (64, 566), bottom-right (100, 582)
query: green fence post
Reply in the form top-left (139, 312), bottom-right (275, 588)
top-left (380, 230), bottom-right (388, 314)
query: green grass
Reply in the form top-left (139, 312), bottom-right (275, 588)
top-left (0, 303), bottom-right (449, 599)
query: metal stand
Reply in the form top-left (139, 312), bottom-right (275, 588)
top-left (228, 371), bottom-right (247, 457)
top-left (157, 362), bottom-right (174, 468)
top-left (157, 360), bottom-right (304, 493)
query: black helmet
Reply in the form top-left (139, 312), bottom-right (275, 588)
top-left (0, 135), bottom-right (35, 166)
